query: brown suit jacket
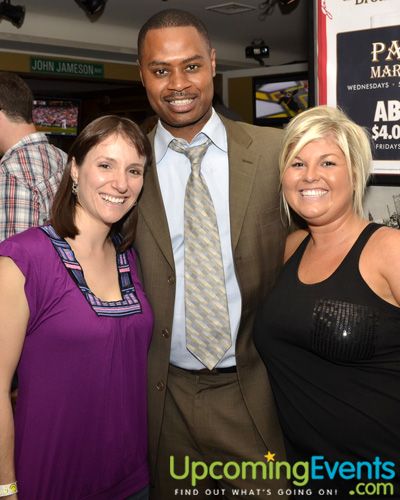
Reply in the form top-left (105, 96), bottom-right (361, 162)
top-left (134, 115), bottom-right (287, 478)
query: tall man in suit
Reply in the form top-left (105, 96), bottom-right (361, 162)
top-left (136, 9), bottom-right (288, 499)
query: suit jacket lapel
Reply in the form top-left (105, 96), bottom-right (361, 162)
top-left (138, 127), bottom-right (175, 270)
top-left (139, 117), bottom-right (258, 266)
top-left (222, 116), bottom-right (259, 251)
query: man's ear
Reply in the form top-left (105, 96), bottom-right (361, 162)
top-left (210, 48), bottom-right (217, 78)
top-left (139, 65), bottom-right (145, 87)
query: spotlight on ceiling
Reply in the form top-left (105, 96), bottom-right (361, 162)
top-left (258, 0), bottom-right (299, 20)
top-left (0, 0), bottom-right (25, 28)
top-left (74, 0), bottom-right (106, 16)
top-left (278, 0), bottom-right (299, 14)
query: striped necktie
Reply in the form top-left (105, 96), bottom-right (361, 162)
top-left (169, 138), bottom-right (231, 370)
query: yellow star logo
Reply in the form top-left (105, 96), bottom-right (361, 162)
top-left (264, 451), bottom-right (276, 462)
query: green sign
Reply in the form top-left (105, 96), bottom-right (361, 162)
top-left (30, 57), bottom-right (104, 78)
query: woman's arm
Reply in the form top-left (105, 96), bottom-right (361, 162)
top-left (359, 226), bottom-right (400, 308)
top-left (377, 229), bottom-right (400, 307)
top-left (0, 257), bottom-right (29, 499)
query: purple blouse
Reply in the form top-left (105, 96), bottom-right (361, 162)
top-left (0, 226), bottom-right (153, 500)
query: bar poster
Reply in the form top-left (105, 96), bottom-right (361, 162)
top-left (315, 0), bottom-right (400, 173)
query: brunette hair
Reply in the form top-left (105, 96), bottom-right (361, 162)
top-left (0, 72), bottom-right (33, 123)
top-left (51, 115), bottom-right (152, 251)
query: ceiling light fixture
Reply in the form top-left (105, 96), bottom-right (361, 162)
top-left (258, 0), bottom-right (299, 20)
top-left (245, 39), bottom-right (270, 66)
top-left (0, 0), bottom-right (25, 28)
top-left (74, 0), bottom-right (106, 16)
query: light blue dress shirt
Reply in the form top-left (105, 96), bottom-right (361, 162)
top-left (154, 109), bottom-right (242, 369)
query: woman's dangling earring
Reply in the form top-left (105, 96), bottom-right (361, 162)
top-left (72, 181), bottom-right (78, 195)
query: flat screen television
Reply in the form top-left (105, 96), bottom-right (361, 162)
top-left (253, 72), bottom-right (309, 127)
top-left (33, 98), bottom-right (80, 136)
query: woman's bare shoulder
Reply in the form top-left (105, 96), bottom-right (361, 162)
top-left (368, 225), bottom-right (400, 255)
top-left (363, 225), bottom-right (400, 306)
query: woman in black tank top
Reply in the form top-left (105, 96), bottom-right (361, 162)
top-left (254, 106), bottom-right (400, 498)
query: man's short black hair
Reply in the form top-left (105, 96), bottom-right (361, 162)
top-left (0, 72), bottom-right (33, 123)
top-left (137, 9), bottom-right (211, 62)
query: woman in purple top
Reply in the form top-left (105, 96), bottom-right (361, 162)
top-left (0, 116), bottom-right (153, 500)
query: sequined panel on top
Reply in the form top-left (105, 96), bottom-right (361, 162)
top-left (311, 299), bottom-right (378, 362)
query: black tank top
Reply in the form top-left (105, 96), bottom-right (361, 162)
top-left (254, 223), bottom-right (400, 498)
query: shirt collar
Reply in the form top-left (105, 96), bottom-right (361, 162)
top-left (1, 132), bottom-right (49, 164)
top-left (154, 108), bottom-right (227, 164)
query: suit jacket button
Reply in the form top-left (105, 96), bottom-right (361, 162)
top-left (167, 275), bottom-right (175, 285)
top-left (161, 328), bottom-right (170, 338)
top-left (156, 380), bottom-right (165, 391)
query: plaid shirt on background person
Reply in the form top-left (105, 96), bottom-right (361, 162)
top-left (0, 132), bottom-right (67, 241)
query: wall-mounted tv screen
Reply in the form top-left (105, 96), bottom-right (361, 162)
top-left (253, 72), bottom-right (309, 127)
top-left (33, 98), bottom-right (80, 136)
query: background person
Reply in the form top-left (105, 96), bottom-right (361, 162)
top-left (0, 72), bottom-right (66, 241)
top-left (0, 115), bottom-right (153, 500)
top-left (254, 105), bottom-right (400, 497)
top-left (135, 9), bottom-right (287, 499)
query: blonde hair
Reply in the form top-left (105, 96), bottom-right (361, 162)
top-left (279, 105), bottom-right (372, 222)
